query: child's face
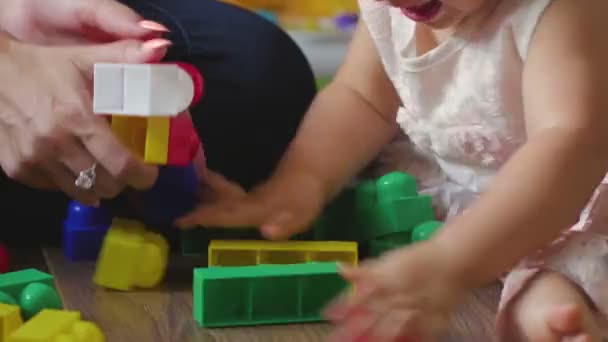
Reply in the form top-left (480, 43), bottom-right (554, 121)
top-left (381, 0), bottom-right (493, 29)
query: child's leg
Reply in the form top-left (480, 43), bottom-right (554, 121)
top-left (509, 271), bottom-right (601, 341)
top-left (497, 232), bottom-right (608, 341)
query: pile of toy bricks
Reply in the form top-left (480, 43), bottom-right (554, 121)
top-left (0, 267), bottom-right (104, 341)
top-left (189, 171), bottom-right (443, 328)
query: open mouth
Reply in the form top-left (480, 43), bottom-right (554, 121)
top-left (401, 0), bottom-right (443, 22)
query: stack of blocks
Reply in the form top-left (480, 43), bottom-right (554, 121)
top-left (188, 171), bottom-right (442, 328)
top-left (193, 241), bottom-right (354, 327)
top-left (313, 171), bottom-right (442, 257)
top-left (55, 60), bottom-right (444, 335)
top-left (0, 269), bottom-right (104, 341)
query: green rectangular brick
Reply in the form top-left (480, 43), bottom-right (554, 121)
top-left (0, 269), bottom-right (55, 300)
top-left (193, 262), bottom-right (347, 327)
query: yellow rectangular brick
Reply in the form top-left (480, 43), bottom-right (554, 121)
top-left (7, 309), bottom-right (103, 342)
top-left (208, 240), bottom-right (358, 267)
top-left (0, 304), bottom-right (22, 342)
top-left (144, 117), bottom-right (169, 165)
top-left (110, 116), bottom-right (146, 158)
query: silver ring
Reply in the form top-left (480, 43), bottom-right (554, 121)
top-left (75, 163), bottom-right (97, 190)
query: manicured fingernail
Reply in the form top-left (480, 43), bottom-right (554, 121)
top-left (142, 38), bottom-right (172, 51)
top-left (139, 20), bottom-right (169, 32)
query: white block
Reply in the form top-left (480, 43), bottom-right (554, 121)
top-left (93, 63), bottom-right (195, 117)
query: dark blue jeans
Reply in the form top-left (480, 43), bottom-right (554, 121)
top-left (1, 0), bottom-right (316, 244)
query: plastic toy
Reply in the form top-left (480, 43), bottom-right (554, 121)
top-left (93, 219), bottom-right (169, 291)
top-left (0, 244), bottom-right (8, 274)
top-left (314, 171), bottom-right (435, 242)
top-left (62, 201), bottom-right (111, 261)
top-left (0, 303), bottom-right (22, 342)
top-left (0, 269), bottom-right (62, 320)
top-left (208, 240), bottom-right (357, 267)
top-left (411, 221), bottom-right (442, 242)
top-left (193, 262), bottom-right (347, 327)
top-left (93, 63), bottom-right (204, 167)
top-left (140, 164), bottom-right (199, 229)
top-left (7, 309), bottom-right (103, 342)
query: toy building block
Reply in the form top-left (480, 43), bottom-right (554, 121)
top-left (208, 240), bottom-right (357, 267)
top-left (93, 219), bottom-right (169, 291)
top-left (7, 309), bottom-right (103, 342)
top-left (143, 117), bottom-right (170, 164)
top-left (0, 304), bottom-right (22, 342)
top-left (94, 63), bottom-right (204, 167)
top-left (193, 262), bottom-right (347, 327)
top-left (366, 231), bottom-right (411, 258)
top-left (372, 172), bottom-right (434, 238)
top-left (167, 114), bottom-right (201, 166)
top-left (62, 201), bottom-right (111, 261)
top-left (0, 244), bottom-right (8, 274)
top-left (93, 63), bottom-right (200, 117)
top-left (141, 164), bottom-right (199, 229)
top-left (0, 269), bottom-right (62, 320)
top-left (180, 230), bottom-right (208, 257)
top-left (314, 172), bottom-right (434, 242)
top-left (411, 221), bottom-right (442, 243)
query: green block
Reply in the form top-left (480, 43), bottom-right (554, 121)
top-left (411, 221), bottom-right (442, 242)
top-left (376, 172), bottom-right (418, 201)
top-left (180, 229), bottom-right (208, 256)
top-left (0, 269), bottom-right (62, 319)
top-left (312, 187), bottom-right (359, 241)
top-left (193, 262), bottom-right (347, 327)
top-left (373, 195), bottom-right (434, 239)
top-left (367, 231), bottom-right (411, 258)
top-left (316, 76), bottom-right (332, 90)
top-left (312, 172), bottom-right (433, 242)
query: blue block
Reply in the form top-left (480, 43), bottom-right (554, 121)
top-left (140, 163), bottom-right (198, 228)
top-left (62, 201), bottom-right (111, 261)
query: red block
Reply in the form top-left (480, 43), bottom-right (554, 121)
top-left (167, 113), bottom-right (201, 166)
top-left (0, 243), bottom-right (8, 273)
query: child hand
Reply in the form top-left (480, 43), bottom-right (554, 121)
top-left (176, 169), bottom-right (328, 240)
top-left (324, 242), bottom-right (465, 342)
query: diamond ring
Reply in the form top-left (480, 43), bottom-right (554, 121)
top-left (74, 163), bottom-right (97, 190)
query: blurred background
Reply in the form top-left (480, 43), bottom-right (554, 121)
top-left (218, 0), bottom-right (359, 88)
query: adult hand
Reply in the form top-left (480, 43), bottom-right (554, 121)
top-left (0, 37), bottom-right (170, 205)
top-left (0, 0), bottom-right (168, 45)
top-left (176, 168), bottom-right (327, 240)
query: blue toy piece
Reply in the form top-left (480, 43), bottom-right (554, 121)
top-left (140, 163), bottom-right (199, 229)
top-left (62, 201), bottom-right (111, 261)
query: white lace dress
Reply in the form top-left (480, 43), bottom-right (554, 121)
top-left (358, 0), bottom-right (608, 338)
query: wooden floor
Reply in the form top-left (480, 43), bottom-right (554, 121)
top-left (12, 247), bottom-right (501, 342)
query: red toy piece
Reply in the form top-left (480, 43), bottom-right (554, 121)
top-left (168, 112), bottom-right (201, 166)
top-left (0, 243), bottom-right (9, 273)
top-left (175, 62), bottom-right (204, 106)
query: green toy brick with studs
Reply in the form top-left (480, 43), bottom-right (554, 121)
top-left (0, 269), bottom-right (62, 320)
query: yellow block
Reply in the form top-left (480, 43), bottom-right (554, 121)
top-left (208, 240), bottom-right (358, 267)
top-left (0, 304), bottom-right (22, 342)
top-left (93, 219), bottom-right (169, 291)
top-left (144, 117), bottom-right (169, 165)
top-left (7, 309), bottom-right (103, 342)
top-left (110, 116), bottom-right (147, 158)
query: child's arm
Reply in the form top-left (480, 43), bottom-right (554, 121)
top-left (434, 0), bottom-right (608, 287)
top-left (272, 23), bottom-right (401, 200)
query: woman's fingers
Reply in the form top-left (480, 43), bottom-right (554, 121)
top-left (58, 136), bottom-right (123, 199)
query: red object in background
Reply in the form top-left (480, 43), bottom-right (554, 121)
top-left (0, 243), bottom-right (8, 273)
